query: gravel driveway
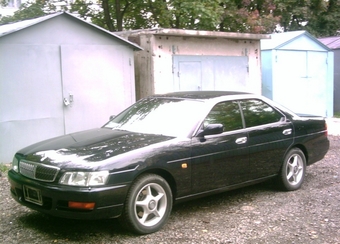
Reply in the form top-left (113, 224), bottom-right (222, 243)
top-left (1, 135), bottom-right (339, 244)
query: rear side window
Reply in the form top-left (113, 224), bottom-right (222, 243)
top-left (240, 99), bottom-right (283, 127)
top-left (203, 101), bottom-right (243, 132)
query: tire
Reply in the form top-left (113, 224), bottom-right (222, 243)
top-left (121, 174), bottom-right (173, 234)
top-left (278, 148), bottom-right (306, 191)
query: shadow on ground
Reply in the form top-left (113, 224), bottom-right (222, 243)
top-left (16, 179), bottom-right (279, 240)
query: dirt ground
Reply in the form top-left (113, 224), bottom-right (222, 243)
top-left (0, 136), bottom-right (339, 244)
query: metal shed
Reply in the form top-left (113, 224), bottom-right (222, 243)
top-left (261, 31), bottom-right (334, 117)
top-left (0, 12), bottom-right (142, 163)
top-left (318, 36), bottom-right (340, 114)
top-left (117, 29), bottom-right (270, 100)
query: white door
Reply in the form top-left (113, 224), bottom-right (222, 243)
top-left (173, 55), bottom-right (248, 92)
top-left (0, 45), bottom-right (64, 162)
top-left (176, 61), bottom-right (202, 91)
top-left (274, 50), bottom-right (327, 116)
top-left (60, 45), bottom-right (131, 134)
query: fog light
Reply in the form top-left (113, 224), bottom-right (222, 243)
top-left (68, 201), bottom-right (95, 210)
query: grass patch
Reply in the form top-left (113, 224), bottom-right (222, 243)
top-left (0, 163), bottom-right (10, 173)
top-left (334, 112), bottom-right (340, 118)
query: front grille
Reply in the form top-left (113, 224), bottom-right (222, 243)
top-left (19, 160), bottom-right (60, 182)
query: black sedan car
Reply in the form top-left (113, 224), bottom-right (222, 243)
top-left (8, 91), bottom-right (329, 234)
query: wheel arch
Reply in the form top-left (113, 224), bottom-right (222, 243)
top-left (287, 144), bottom-right (308, 163)
top-left (133, 168), bottom-right (177, 201)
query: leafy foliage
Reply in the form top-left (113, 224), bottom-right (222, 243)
top-left (0, 0), bottom-right (67, 24)
top-left (305, 0), bottom-right (340, 37)
top-left (1, 0), bottom-right (340, 37)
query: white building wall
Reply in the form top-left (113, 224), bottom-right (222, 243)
top-left (0, 14), bottom-right (137, 163)
top-left (152, 36), bottom-right (262, 96)
top-left (121, 30), bottom-right (267, 99)
top-left (261, 32), bottom-right (334, 117)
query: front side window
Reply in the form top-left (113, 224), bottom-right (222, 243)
top-left (203, 101), bottom-right (243, 132)
top-left (240, 99), bottom-right (283, 127)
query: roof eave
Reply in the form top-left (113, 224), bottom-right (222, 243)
top-left (262, 31), bottom-right (331, 51)
top-left (0, 12), bottom-right (62, 38)
top-left (121, 28), bottom-right (271, 40)
top-left (0, 12), bottom-right (143, 51)
top-left (62, 12), bottom-right (142, 51)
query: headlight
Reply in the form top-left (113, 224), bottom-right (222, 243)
top-left (59, 171), bottom-right (109, 186)
top-left (12, 156), bottom-right (19, 172)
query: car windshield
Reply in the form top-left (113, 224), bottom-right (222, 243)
top-left (103, 97), bottom-right (205, 137)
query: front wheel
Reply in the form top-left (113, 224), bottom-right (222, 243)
top-left (278, 148), bottom-right (306, 191)
top-left (120, 174), bottom-right (173, 234)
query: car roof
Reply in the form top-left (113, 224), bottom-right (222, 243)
top-left (152, 91), bottom-right (252, 100)
top-left (147, 91), bottom-right (297, 118)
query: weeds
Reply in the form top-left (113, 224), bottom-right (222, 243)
top-left (0, 163), bottom-right (10, 173)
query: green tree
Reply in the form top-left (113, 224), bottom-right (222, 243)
top-left (0, 0), bottom-right (66, 24)
top-left (218, 0), bottom-right (280, 33)
top-left (272, 0), bottom-right (340, 37)
top-left (70, 0), bottom-right (279, 33)
top-left (2, 0), bottom-right (340, 37)
top-left (70, 0), bottom-right (225, 31)
top-left (306, 0), bottom-right (340, 37)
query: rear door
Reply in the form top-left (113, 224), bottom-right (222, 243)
top-left (239, 99), bottom-right (294, 179)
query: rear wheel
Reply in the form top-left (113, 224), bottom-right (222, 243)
top-left (121, 174), bottom-right (172, 234)
top-left (278, 148), bottom-right (306, 191)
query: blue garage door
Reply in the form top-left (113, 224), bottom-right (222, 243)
top-left (273, 50), bottom-right (328, 116)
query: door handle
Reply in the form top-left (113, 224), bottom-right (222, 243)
top-left (63, 93), bottom-right (74, 107)
top-left (236, 137), bottom-right (247, 144)
top-left (283, 128), bottom-right (292, 135)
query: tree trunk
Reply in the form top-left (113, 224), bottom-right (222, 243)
top-left (102, 0), bottom-right (115, 31)
top-left (115, 0), bottom-right (123, 31)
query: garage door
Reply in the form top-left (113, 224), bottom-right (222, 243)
top-left (273, 50), bottom-right (328, 116)
top-left (173, 55), bottom-right (248, 91)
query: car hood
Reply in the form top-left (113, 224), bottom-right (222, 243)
top-left (18, 128), bottom-right (175, 167)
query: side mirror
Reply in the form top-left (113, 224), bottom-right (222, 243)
top-left (109, 115), bottom-right (116, 120)
top-left (196, 123), bottom-right (224, 138)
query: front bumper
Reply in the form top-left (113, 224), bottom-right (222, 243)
top-left (8, 170), bottom-right (129, 220)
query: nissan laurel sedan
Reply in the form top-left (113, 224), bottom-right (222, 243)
top-left (8, 91), bottom-right (329, 234)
